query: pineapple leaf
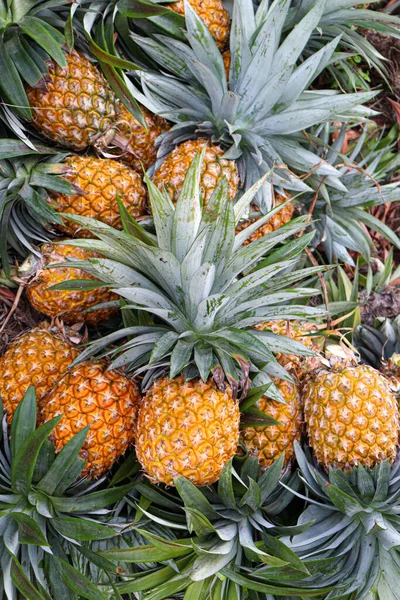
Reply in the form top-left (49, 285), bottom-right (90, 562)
top-left (53, 558), bottom-right (110, 600)
top-left (51, 517), bottom-right (117, 541)
top-left (11, 416), bottom-right (62, 494)
top-left (10, 385), bottom-right (37, 460)
top-left (11, 556), bottom-right (47, 600)
top-left (35, 426), bottom-right (90, 495)
top-left (9, 512), bottom-right (49, 546)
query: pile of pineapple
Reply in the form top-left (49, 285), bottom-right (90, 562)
top-left (1, 0), bottom-right (400, 597)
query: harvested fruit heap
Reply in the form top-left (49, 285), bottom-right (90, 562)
top-left (1, 0), bottom-right (400, 598)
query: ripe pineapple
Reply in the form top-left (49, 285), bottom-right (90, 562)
top-left (22, 243), bottom-right (118, 325)
top-left (240, 378), bottom-right (302, 469)
top-left (235, 195), bottom-right (294, 245)
top-left (166, 0), bottom-right (230, 50)
top-left (39, 361), bottom-right (141, 478)
top-left (64, 153), bottom-right (325, 487)
top-left (0, 322), bottom-right (81, 421)
top-left (304, 362), bottom-right (399, 470)
top-left (26, 51), bottom-right (118, 151)
top-left (151, 139), bottom-right (239, 204)
top-left (49, 156), bottom-right (148, 237)
top-left (110, 104), bottom-right (169, 172)
top-left (255, 320), bottom-right (322, 380)
top-left (136, 376), bottom-right (239, 486)
top-left (25, 51), bottom-right (165, 169)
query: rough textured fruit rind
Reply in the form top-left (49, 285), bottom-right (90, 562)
top-left (235, 196), bottom-right (294, 245)
top-left (111, 104), bottom-right (169, 172)
top-left (51, 156), bottom-right (148, 237)
top-left (135, 376), bottom-right (240, 486)
top-left (167, 0), bottom-right (230, 50)
top-left (26, 51), bottom-right (118, 150)
top-left (304, 365), bottom-right (399, 470)
top-left (152, 139), bottom-right (239, 204)
top-left (240, 379), bottom-right (303, 469)
top-left (39, 361), bottom-right (140, 478)
top-left (0, 322), bottom-right (80, 421)
top-left (26, 243), bottom-right (118, 325)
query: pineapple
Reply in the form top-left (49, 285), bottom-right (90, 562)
top-left (25, 50), bottom-right (166, 168)
top-left (0, 321), bottom-right (81, 421)
top-left (60, 153), bottom-right (325, 487)
top-left (109, 103), bottom-right (170, 172)
top-left (22, 243), bottom-right (118, 325)
top-left (235, 195), bottom-right (294, 245)
top-left (0, 388), bottom-right (134, 597)
top-left (134, 0), bottom-right (375, 212)
top-left (166, 0), bottom-right (230, 50)
top-left (39, 361), bottom-right (141, 478)
top-left (136, 376), bottom-right (239, 486)
top-left (26, 51), bottom-right (119, 151)
top-left (303, 362), bottom-right (399, 470)
top-left (255, 320), bottom-right (323, 380)
top-left (152, 138), bottom-right (239, 204)
top-left (49, 155), bottom-right (148, 237)
top-left (240, 378), bottom-right (302, 469)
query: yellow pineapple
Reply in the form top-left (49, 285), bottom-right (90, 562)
top-left (26, 51), bottom-right (166, 168)
top-left (152, 139), bottom-right (239, 204)
top-left (26, 50), bottom-right (118, 151)
top-left (49, 156), bottom-right (148, 237)
top-left (240, 378), bottom-right (303, 469)
top-left (39, 361), bottom-right (141, 478)
top-left (255, 320), bottom-right (323, 380)
top-left (0, 321), bottom-right (81, 421)
top-left (22, 243), bottom-right (118, 325)
top-left (135, 376), bottom-right (240, 486)
top-left (110, 104), bottom-right (169, 172)
top-left (167, 0), bottom-right (230, 50)
top-left (304, 363), bottom-right (399, 470)
top-left (236, 195), bottom-right (294, 245)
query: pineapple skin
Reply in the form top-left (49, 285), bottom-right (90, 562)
top-left (304, 365), bottom-right (399, 470)
top-left (26, 51), bottom-right (118, 150)
top-left (0, 322), bottom-right (80, 421)
top-left (236, 196), bottom-right (294, 245)
top-left (111, 104), bottom-right (170, 172)
top-left (26, 243), bottom-right (118, 325)
top-left (167, 0), bottom-right (230, 50)
top-left (39, 361), bottom-right (141, 478)
top-left (255, 320), bottom-right (322, 380)
top-left (135, 376), bottom-right (240, 486)
top-left (152, 139), bottom-right (239, 204)
top-left (51, 156), bottom-right (148, 237)
top-left (240, 379), bottom-right (303, 469)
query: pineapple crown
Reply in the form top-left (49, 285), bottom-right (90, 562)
top-left (286, 0), bottom-right (400, 86)
top-left (100, 455), bottom-right (324, 598)
top-left (300, 125), bottom-right (400, 264)
top-left (129, 0), bottom-right (377, 211)
top-left (354, 316), bottom-right (400, 370)
top-left (281, 443), bottom-right (400, 599)
top-left (54, 152), bottom-right (325, 399)
top-left (0, 139), bottom-right (79, 275)
top-left (0, 387), bottom-right (134, 600)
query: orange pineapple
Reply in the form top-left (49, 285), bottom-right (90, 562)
top-left (39, 361), bottom-right (141, 478)
top-left (50, 156), bottom-right (148, 237)
top-left (23, 243), bottom-right (118, 325)
top-left (0, 322), bottom-right (81, 421)
top-left (167, 0), bottom-right (230, 50)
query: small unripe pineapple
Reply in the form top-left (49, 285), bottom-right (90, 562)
top-left (152, 139), bottom-right (239, 204)
top-left (39, 361), bottom-right (141, 478)
top-left (23, 243), bottom-right (118, 325)
top-left (135, 376), bottom-right (240, 486)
